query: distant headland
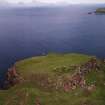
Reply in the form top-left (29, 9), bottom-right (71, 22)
top-left (87, 8), bottom-right (105, 14)
top-left (95, 8), bottom-right (105, 13)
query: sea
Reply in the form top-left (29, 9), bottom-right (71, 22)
top-left (0, 4), bottom-right (105, 81)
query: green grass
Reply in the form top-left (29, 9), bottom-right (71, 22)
top-left (15, 53), bottom-right (91, 78)
top-left (1, 82), bottom-right (105, 105)
top-left (0, 53), bottom-right (105, 105)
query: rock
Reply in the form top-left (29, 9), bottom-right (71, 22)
top-left (87, 84), bottom-right (96, 92)
top-left (3, 66), bottom-right (21, 89)
top-left (88, 12), bottom-right (92, 14)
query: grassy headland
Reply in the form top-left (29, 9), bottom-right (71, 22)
top-left (0, 53), bottom-right (105, 105)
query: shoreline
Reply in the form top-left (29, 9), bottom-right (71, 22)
top-left (1, 53), bottom-right (105, 89)
top-left (0, 53), bottom-right (105, 105)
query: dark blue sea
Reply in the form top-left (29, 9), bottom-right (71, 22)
top-left (0, 4), bottom-right (105, 81)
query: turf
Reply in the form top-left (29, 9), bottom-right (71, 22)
top-left (15, 53), bottom-right (91, 77)
top-left (0, 53), bottom-right (105, 105)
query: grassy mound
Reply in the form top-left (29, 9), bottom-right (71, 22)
top-left (0, 53), bottom-right (105, 105)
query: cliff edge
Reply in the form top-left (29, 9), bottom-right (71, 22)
top-left (1, 53), bottom-right (105, 105)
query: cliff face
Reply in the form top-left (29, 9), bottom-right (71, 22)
top-left (3, 66), bottom-right (21, 89)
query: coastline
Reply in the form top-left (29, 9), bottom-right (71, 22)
top-left (2, 53), bottom-right (105, 89)
top-left (0, 53), bottom-right (105, 105)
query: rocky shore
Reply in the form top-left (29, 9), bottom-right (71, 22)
top-left (3, 66), bottom-right (22, 89)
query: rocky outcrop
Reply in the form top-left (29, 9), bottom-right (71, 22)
top-left (63, 57), bottom-right (100, 92)
top-left (27, 57), bottom-right (101, 92)
top-left (3, 66), bottom-right (21, 89)
top-left (88, 12), bottom-right (93, 14)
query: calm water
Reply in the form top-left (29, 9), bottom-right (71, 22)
top-left (0, 5), bottom-right (105, 79)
